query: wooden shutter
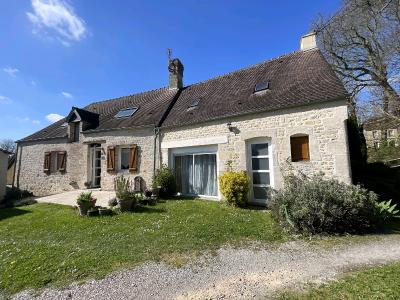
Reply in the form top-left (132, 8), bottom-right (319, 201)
top-left (290, 136), bottom-right (310, 162)
top-left (129, 144), bottom-right (138, 172)
top-left (107, 146), bottom-right (116, 171)
top-left (44, 152), bottom-right (51, 172)
top-left (58, 151), bottom-right (67, 171)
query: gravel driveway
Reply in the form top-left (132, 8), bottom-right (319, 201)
top-left (12, 235), bottom-right (400, 300)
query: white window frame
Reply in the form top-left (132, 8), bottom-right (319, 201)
top-left (372, 130), bottom-right (379, 138)
top-left (170, 145), bottom-right (219, 199)
top-left (387, 129), bottom-right (395, 138)
top-left (246, 138), bottom-right (274, 205)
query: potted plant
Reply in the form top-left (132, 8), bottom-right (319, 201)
top-left (114, 176), bottom-right (137, 211)
top-left (76, 192), bottom-right (96, 216)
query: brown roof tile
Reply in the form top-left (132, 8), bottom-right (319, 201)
top-left (162, 49), bottom-right (348, 128)
top-left (18, 48), bottom-right (347, 142)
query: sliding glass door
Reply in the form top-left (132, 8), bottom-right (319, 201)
top-left (174, 153), bottom-right (218, 197)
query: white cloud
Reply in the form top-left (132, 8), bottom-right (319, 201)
top-left (32, 120), bottom-right (41, 124)
top-left (61, 91), bottom-right (73, 98)
top-left (26, 0), bottom-right (88, 46)
top-left (0, 95), bottom-right (12, 104)
top-left (46, 113), bottom-right (64, 123)
top-left (3, 67), bottom-right (19, 77)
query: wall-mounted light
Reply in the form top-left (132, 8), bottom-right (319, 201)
top-left (227, 122), bottom-right (240, 135)
top-left (227, 122), bottom-right (234, 132)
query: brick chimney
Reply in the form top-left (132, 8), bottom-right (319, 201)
top-left (300, 32), bottom-right (317, 51)
top-left (168, 58), bottom-right (184, 89)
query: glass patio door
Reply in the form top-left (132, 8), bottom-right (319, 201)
top-left (249, 141), bottom-right (272, 205)
top-left (91, 144), bottom-right (101, 188)
top-left (174, 153), bottom-right (217, 197)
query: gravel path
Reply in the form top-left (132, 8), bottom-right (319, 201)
top-left (12, 235), bottom-right (400, 300)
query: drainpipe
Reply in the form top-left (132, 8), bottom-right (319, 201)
top-left (153, 127), bottom-right (161, 176)
top-left (12, 144), bottom-right (19, 188)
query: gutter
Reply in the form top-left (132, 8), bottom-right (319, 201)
top-left (160, 96), bottom-right (349, 130)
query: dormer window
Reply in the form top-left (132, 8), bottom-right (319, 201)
top-left (115, 107), bottom-right (138, 119)
top-left (254, 81), bottom-right (269, 93)
top-left (71, 123), bottom-right (80, 142)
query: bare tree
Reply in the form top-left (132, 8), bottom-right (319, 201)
top-left (0, 139), bottom-right (16, 153)
top-left (314, 0), bottom-right (400, 119)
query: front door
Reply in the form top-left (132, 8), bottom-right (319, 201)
top-left (248, 140), bottom-right (273, 205)
top-left (91, 144), bottom-right (101, 188)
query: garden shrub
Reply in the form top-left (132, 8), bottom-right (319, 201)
top-left (270, 173), bottom-right (379, 234)
top-left (218, 171), bottom-right (250, 207)
top-left (153, 164), bottom-right (176, 198)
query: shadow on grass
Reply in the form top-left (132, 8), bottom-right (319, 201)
top-left (0, 207), bottom-right (31, 221)
top-left (133, 206), bottom-right (167, 214)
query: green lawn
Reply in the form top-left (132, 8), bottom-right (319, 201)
top-left (280, 263), bottom-right (400, 299)
top-left (0, 200), bottom-right (286, 295)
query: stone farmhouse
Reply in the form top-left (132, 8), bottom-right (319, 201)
top-left (14, 33), bottom-right (352, 206)
top-left (363, 117), bottom-right (400, 149)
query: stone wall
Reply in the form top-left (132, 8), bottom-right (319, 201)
top-left (0, 151), bottom-right (7, 202)
top-left (160, 100), bottom-right (352, 191)
top-left (16, 100), bottom-right (351, 198)
top-left (16, 127), bottom-right (155, 196)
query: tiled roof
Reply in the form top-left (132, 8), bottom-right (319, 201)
top-left (18, 88), bottom-right (178, 142)
top-left (18, 48), bottom-right (347, 142)
top-left (162, 49), bottom-right (348, 128)
top-left (363, 116), bottom-right (400, 131)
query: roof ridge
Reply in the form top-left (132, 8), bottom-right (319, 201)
top-left (85, 86), bottom-right (170, 108)
top-left (184, 49), bottom-right (318, 88)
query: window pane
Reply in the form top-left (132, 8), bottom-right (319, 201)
top-left (120, 148), bottom-right (130, 170)
top-left (174, 155), bottom-right (194, 194)
top-left (253, 186), bottom-right (269, 199)
top-left (74, 123), bottom-right (80, 142)
top-left (194, 154), bottom-right (217, 196)
top-left (252, 158), bottom-right (269, 170)
top-left (251, 143), bottom-right (268, 156)
top-left (253, 172), bottom-right (270, 185)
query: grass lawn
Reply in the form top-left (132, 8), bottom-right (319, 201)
top-left (0, 200), bottom-right (286, 295)
top-left (279, 263), bottom-right (400, 299)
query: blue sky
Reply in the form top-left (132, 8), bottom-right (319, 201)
top-left (0, 0), bottom-right (341, 141)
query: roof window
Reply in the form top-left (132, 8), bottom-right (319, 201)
top-left (115, 107), bottom-right (138, 119)
top-left (254, 81), bottom-right (269, 93)
top-left (187, 99), bottom-right (200, 111)
top-left (60, 122), bottom-right (68, 128)
top-left (189, 99), bottom-right (200, 108)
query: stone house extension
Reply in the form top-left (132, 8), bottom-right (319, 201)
top-left (0, 149), bottom-right (10, 202)
top-left (363, 117), bottom-right (400, 149)
top-left (15, 32), bottom-right (352, 206)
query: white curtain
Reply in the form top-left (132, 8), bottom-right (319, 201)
top-left (175, 153), bottom-right (217, 197)
top-left (194, 154), bottom-right (217, 196)
top-left (174, 155), bottom-right (193, 194)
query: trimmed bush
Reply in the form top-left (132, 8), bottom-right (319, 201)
top-left (219, 171), bottom-right (250, 207)
top-left (270, 173), bottom-right (379, 234)
top-left (153, 164), bottom-right (176, 198)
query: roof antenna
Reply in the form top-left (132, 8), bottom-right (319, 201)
top-left (167, 48), bottom-right (172, 62)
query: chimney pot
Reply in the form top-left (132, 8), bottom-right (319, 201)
top-left (300, 32), bottom-right (317, 51)
top-left (168, 58), bottom-right (184, 89)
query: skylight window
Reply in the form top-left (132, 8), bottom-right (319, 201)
top-left (189, 99), bottom-right (200, 108)
top-left (115, 107), bottom-right (138, 119)
top-left (60, 122), bottom-right (68, 128)
top-left (254, 81), bottom-right (269, 93)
